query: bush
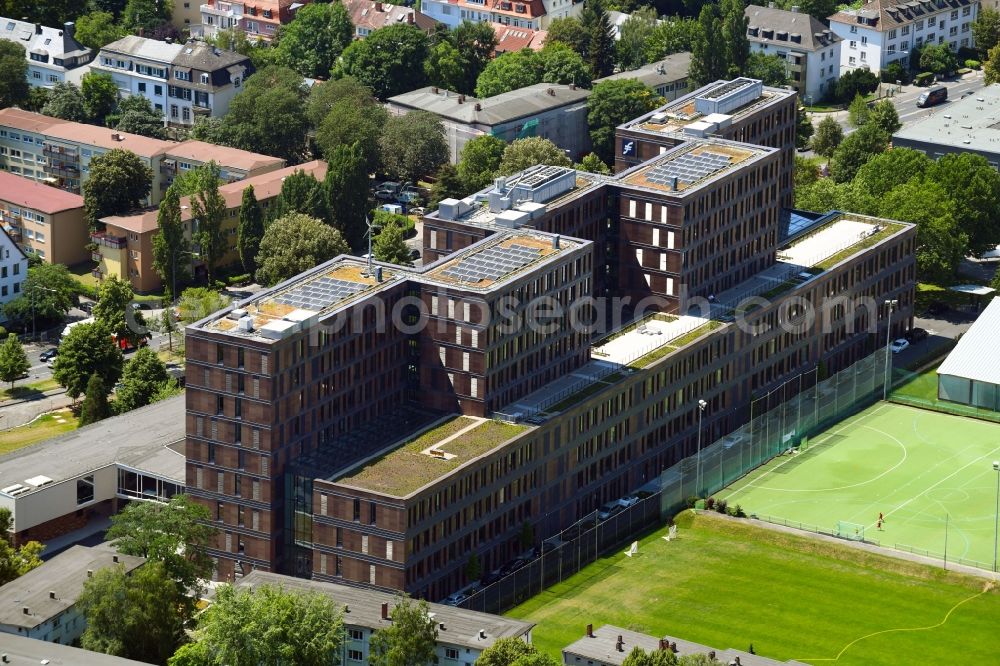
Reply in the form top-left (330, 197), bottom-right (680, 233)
top-left (226, 273), bottom-right (251, 286)
top-left (715, 498), bottom-right (728, 514)
top-left (881, 62), bottom-right (908, 84)
top-left (0, 326), bottom-right (6, 338)
top-left (685, 496), bottom-right (700, 508)
top-left (965, 59), bottom-right (981, 69)
top-left (914, 71), bottom-right (935, 86)
top-left (834, 68), bottom-right (879, 103)
top-left (705, 497), bottom-right (716, 511)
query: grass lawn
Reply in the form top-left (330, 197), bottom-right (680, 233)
top-left (0, 408), bottom-right (78, 454)
top-left (507, 511), bottom-right (999, 665)
top-left (892, 363), bottom-right (940, 401)
top-left (0, 378), bottom-right (61, 401)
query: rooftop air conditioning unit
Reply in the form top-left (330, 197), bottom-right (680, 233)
top-left (237, 316), bottom-right (254, 332)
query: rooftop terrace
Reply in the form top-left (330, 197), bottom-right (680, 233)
top-left (333, 416), bottom-right (530, 497)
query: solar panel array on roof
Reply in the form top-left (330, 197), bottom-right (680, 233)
top-left (273, 275), bottom-right (368, 311)
top-left (518, 165), bottom-right (571, 189)
top-left (442, 244), bottom-right (543, 283)
top-left (644, 150), bottom-right (731, 188)
top-left (701, 78), bottom-right (755, 100)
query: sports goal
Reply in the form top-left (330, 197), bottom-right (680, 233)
top-left (836, 521), bottom-right (866, 541)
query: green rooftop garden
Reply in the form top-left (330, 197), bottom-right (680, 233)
top-left (335, 417), bottom-right (528, 496)
top-left (628, 320), bottom-right (723, 369)
top-left (814, 221), bottom-right (905, 270)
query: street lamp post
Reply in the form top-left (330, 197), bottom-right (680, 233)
top-left (992, 461), bottom-right (999, 573)
top-left (882, 299), bottom-right (897, 401)
top-left (696, 399), bottom-right (707, 497)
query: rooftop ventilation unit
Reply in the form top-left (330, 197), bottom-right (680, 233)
top-left (695, 78), bottom-right (763, 115)
top-left (229, 308), bottom-right (248, 320)
top-left (237, 316), bottom-right (254, 332)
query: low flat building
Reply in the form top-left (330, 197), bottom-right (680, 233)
top-left (0, 633), bottom-right (152, 665)
top-left (0, 545), bottom-right (145, 645)
top-left (745, 4), bottom-right (841, 103)
top-left (563, 625), bottom-right (804, 666)
top-left (892, 82), bottom-right (1000, 166)
top-left (343, 0), bottom-right (438, 38)
top-left (937, 295), bottom-right (1000, 411)
top-left (387, 83), bottom-right (592, 162)
top-left (235, 570), bottom-right (533, 664)
top-left (0, 171), bottom-right (89, 266)
top-left (0, 397), bottom-right (185, 546)
top-left (594, 53), bottom-right (692, 101)
top-left (0, 18), bottom-right (92, 88)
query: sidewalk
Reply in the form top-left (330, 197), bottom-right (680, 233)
top-left (0, 389), bottom-right (73, 429)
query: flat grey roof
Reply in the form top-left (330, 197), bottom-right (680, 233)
top-left (388, 83), bottom-right (591, 126)
top-left (0, 633), bottom-right (152, 664)
top-left (0, 544), bottom-right (144, 629)
top-left (0, 395), bottom-right (185, 498)
top-left (892, 84), bottom-right (1000, 153)
top-left (595, 53), bottom-right (691, 88)
top-left (236, 571), bottom-right (533, 650)
top-left (938, 296), bottom-right (1000, 384)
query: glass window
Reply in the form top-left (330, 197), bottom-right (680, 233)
top-left (77, 475), bottom-right (95, 504)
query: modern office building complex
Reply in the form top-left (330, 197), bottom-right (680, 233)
top-left (185, 77), bottom-right (916, 597)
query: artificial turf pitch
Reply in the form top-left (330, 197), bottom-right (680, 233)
top-left (720, 401), bottom-right (1000, 567)
top-left (507, 512), bottom-right (999, 665)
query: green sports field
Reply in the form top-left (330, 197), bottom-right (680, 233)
top-left (507, 511), bottom-right (999, 665)
top-left (720, 402), bottom-right (1000, 568)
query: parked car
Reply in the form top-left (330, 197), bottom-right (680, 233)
top-left (480, 570), bottom-right (503, 586)
top-left (721, 432), bottom-right (750, 449)
top-left (498, 558), bottom-right (528, 577)
top-left (409, 248), bottom-right (421, 261)
top-left (597, 500), bottom-right (625, 520)
top-left (890, 338), bottom-right (910, 354)
top-left (39, 348), bottom-right (58, 362)
top-left (906, 327), bottom-right (928, 342)
top-left (374, 182), bottom-right (401, 201)
top-left (45, 357), bottom-right (57, 369)
top-left (442, 591), bottom-right (469, 606)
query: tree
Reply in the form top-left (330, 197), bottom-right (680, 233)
top-left (41, 81), bottom-right (88, 122)
top-left (576, 152), bottom-right (611, 174)
top-left (79, 372), bottom-right (111, 426)
top-left (307, 76), bottom-right (381, 126)
top-left (796, 106), bottom-right (814, 150)
top-left (986, 43), bottom-right (1000, 85)
top-left (689, 3), bottom-right (726, 85)
top-left (0, 41), bottom-right (28, 109)
top-left (176, 287), bottom-right (231, 324)
top-left (776, 0), bottom-right (839, 22)
top-left (810, 116), bottom-right (844, 158)
top-left (215, 66), bottom-right (309, 163)
top-left (449, 20), bottom-right (500, 95)
top-left (379, 111), bottom-right (449, 183)
top-left (464, 552), bottom-right (482, 583)
top-left (581, 0), bottom-right (615, 77)
top-left (425, 40), bottom-right (466, 93)
top-left (2, 262), bottom-right (78, 330)
top-left (644, 18), bottom-right (698, 63)
top-left (853, 148), bottom-right (932, 198)
top-left (323, 143), bottom-right (370, 250)
top-left (78, 561), bottom-right (187, 664)
top-left (587, 79), bottom-right (662, 164)
top-left (256, 214), bottom-right (349, 286)
top-left (52, 321), bottom-right (123, 400)
top-left (745, 52), bottom-right (789, 87)
top-left (499, 137), bottom-right (572, 176)
top-left (834, 68), bottom-right (878, 103)
top-left (616, 6), bottom-right (659, 71)
top-left (0, 508), bottom-right (43, 586)
top-left (83, 148), bottom-right (153, 225)
top-left (271, 169), bottom-right (326, 221)
top-left (106, 494), bottom-right (214, 597)
top-left (429, 163), bottom-right (466, 207)
top-left (74, 11), bottom-right (126, 49)
top-left (373, 220), bottom-right (412, 266)
top-left (115, 347), bottom-right (170, 413)
top-left (108, 95), bottom-right (168, 139)
top-left (794, 155), bottom-right (821, 189)
top-left (458, 134), bottom-right (507, 192)
top-left (847, 93), bottom-right (869, 128)
top-left (23, 85), bottom-right (51, 112)
top-left (191, 165), bottom-right (227, 283)
top-left (174, 583), bottom-right (344, 666)
top-left (545, 17), bottom-right (590, 57)
top-left (338, 24), bottom-right (431, 100)
top-left (93, 275), bottom-right (148, 348)
top-left (539, 42), bottom-right (592, 87)
top-left (152, 186), bottom-right (191, 299)
top-left (927, 152), bottom-right (1000, 255)
top-left (274, 2), bottom-right (353, 79)
top-left (477, 637), bottom-right (538, 666)
top-left (369, 597), bottom-right (438, 666)
top-left (236, 185), bottom-right (264, 275)
top-left (161, 308), bottom-right (177, 353)
top-left (880, 179), bottom-right (967, 280)
top-left (973, 8), bottom-right (1000, 54)
top-left (476, 50), bottom-right (542, 97)
top-left (81, 71), bottom-right (119, 125)
top-left (721, 0), bottom-right (749, 78)
top-left (829, 124), bottom-right (889, 183)
top-left (919, 42), bottom-right (958, 75)
top-left (122, 0), bottom-right (170, 34)
top-left (0, 333), bottom-right (29, 389)
top-left (314, 91), bottom-right (387, 174)
top-left (867, 99), bottom-right (902, 136)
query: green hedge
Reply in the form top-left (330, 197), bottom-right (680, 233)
top-left (964, 59), bottom-right (980, 69)
top-left (914, 72), bottom-right (935, 86)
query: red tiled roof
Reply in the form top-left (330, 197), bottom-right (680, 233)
top-left (490, 23), bottom-right (547, 53)
top-left (0, 171), bottom-right (85, 215)
top-left (0, 108), bottom-right (69, 134)
top-left (343, 0), bottom-right (438, 34)
top-left (167, 141), bottom-right (285, 173)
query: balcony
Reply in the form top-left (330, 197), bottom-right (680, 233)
top-left (42, 144), bottom-right (79, 159)
top-left (161, 160), bottom-right (177, 175)
top-left (45, 163), bottom-right (80, 178)
top-left (4, 226), bottom-right (22, 242)
top-left (91, 231), bottom-right (127, 249)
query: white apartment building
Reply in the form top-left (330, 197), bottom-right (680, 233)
top-left (421, 0), bottom-right (582, 31)
top-left (0, 225), bottom-right (27, 322)
top-left (828, 0), bottom-right (978, 73)
top-left (746, 4), bottom-right (842, 103)
top-left (0, 18), bottom-right (92, 88)
top-left (93, 36), bottom-right (250, 127)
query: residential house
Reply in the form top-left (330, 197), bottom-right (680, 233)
top-left (746, 4), bottom-right (842, 103)
top-left (198, 0), bottom-right (305, 42)
top-left (594, 53), bottom-right (692, 101)
top-left (491, 23), bottom-right (548, 54)
top-left (93, 160), bottom-right (328, 292)
top-left (173, 0), bottom-right (205, 30)
top-left (0, 223), bottom-right (26, 322)
top-left (387, 83), bottom-right (592, 162)
top-left (343, 0), bottom-right (438, 38)
top-left (828, 0), bottom-right (978, 73)
top-left (421, 0), bottom-right (581, 31)
top-left (0, 546), bottom-right (145, 645)
top-left (0, 171), bottom-right (89, 266)
top-left (0, 18), bottom-right (92, 88)
top-left (93, 36), bottom-right (252, 127)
